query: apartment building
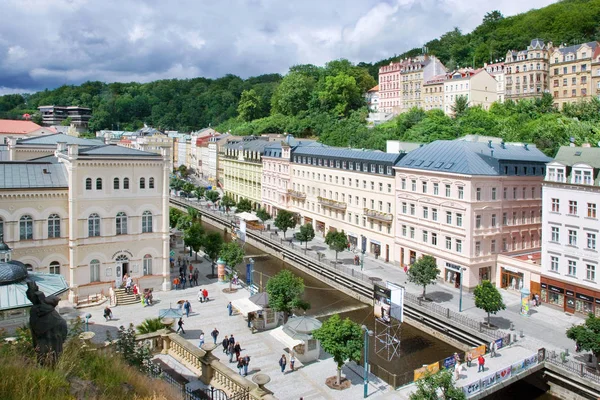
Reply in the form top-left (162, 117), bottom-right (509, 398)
top-left (221, 136), bottom-right (270, 206)
top-left (443, 69), bottom-right (498, 115)
top-left (37, 106), bottom-right (92, 131)
top-left (549, 42), bottom-right (599, 109)
top-left (484, 62), bottom-right (506, 103)
top-left (394, 140), bottom-right (551, 290)
top-left (593, 46), bottom-right (600, 100)
top-left (366, 85), bottom-right (379, 112)
top-left (541, 146), bottom-right (600, 316)
top-left (505, 39), bottom-right (553, 101)
top-left (288, 147), bottom-right (405, 262)
top-left (378, 60), bottom-right (408, 114)
top-left (423, 74), bottom-right (446, 111)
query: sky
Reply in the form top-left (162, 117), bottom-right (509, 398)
top-left (0, 0), bottom-right (557, 94)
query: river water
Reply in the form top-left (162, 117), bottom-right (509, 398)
top-left (201, 222), bottom-right (555, 397)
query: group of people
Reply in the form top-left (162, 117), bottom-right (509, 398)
top-left (452, 341), bottom-right (498, 381)
top-left (531, 293), bottom-right (542, 307)
top-left (278, 353), bottom-right (295, 374)
top-left (197, 288), bottom-right (209, 303)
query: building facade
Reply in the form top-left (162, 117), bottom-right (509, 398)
top-left (0, 134), bottom-right (170, 304)
top-left (37, 106), bottom-right (91, 131)
top-left (366, 85), bottom-right (379, 112)
top-left (401, 56), bottom-right (447, 112)
top-left (0, 120), bottom-right (56, 141)
top-left (423, 75), bottom-right (446, 111)
top-left (541, 146), bottom-right (600, 316)
top-left (394, 140), bottom-right (551, 289)
top-left (443, 69), bottom-right (498, 115)
top-left (549, 42), bottom-right (599, 109)
top-left (484, 62), bottom-right (506, 103)
top-left (592, 46), bottom-right (600, 100)
top-left (505, 39), bottom-right (553, 101)
top-left (288, 147), bottom-right (404, 262)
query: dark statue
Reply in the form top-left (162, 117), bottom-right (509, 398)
top-left (25, 281), bottom-right (68, 365)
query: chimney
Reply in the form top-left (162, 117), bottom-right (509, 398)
top-left (56, 141), bottom-right (67, 152)
top-left (67, 144), bottom-right (79, 156)
top-left (524, 143), bottom-right (529, 150)
top-left (500, 141), bottom-right (506, 149)
top-left (488, 140), bottom-right (493, 148)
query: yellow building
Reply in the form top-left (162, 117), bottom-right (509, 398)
top-left (221, 136), bottom-right (270, 207)
top-left (423, 74), bottom-right (446, 111)
top-left (401, 55), bottom-right (446, 112)
top-left (505, 39), bottom-right (553, 101)
top-left (549, 42), bottom-right (599, 109)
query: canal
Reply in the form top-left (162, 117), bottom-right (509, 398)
top-left (201, 221), bottom-right (556, 398)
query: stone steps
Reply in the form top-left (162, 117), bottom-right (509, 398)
top-left (114, 289), bottom-right (139, 306)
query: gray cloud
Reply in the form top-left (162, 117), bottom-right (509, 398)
top-left (0, 0), bottom-right (556, 93)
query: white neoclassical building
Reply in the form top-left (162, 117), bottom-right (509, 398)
top-left (0, 134), bottom-right (170, 304)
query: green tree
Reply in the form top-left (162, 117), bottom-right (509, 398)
top-left (235, 198), bottom-right (253, 213)
top-left (296, 223), bottom-right (315, 250)
top-left (274, 210), bottom-right (296, 238)
top-left (317, 73), bottom-right (363, 117)
top-left (474, 280), bottom-right (506, 327)
top-left (136, 317), bottom-right (171, 334)
top-left (325, 230), bottom-right (348, 261)
top-left (567, 313), bottom-right (600, 371)
top-left (205, 190), bottom-right (221, 206)
top-left (193, 186), bottom-right (205, 202)
top-left (203, 232), bottom-right (224, 277)
top-left (451, 95), bottom-right (469, 118)
top-left (186, 206), bottom-right (200, 222)
top-left (170, 177), bottom-right (184, 192)
top-left (237, 89), bottom-right (263, 122)
top-left (181, 182), bottom-right (195, 198)
top-left (410, 368), bottom-right (466, 400)
top-left (270, 72), bottom-right (314, 116)
top-left (112, 324), bottom-right (153, 374)
top-left (407, 255), bottom-right (440, 300)
top-left (220, 194), bottom-right (236, 213)
top-left (255, 208), bottom-right (271, 229)
top-left (312, 314), bottom-right (363, 386)
top-left (60, 117), bottom-right (73, 126)
top-left (178, 165), bottom-right (189, 178)
top-left (219, 242), bottom-right (245, 290)
top-left (266, 270), bottom-right (309, 323)
top-left (176, 214), bottom-right (192, 231)
top-left (169, 207), bottom-right (184, 229)
top-left (183, 222), bottom-right (205, 260)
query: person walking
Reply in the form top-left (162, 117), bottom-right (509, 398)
top-left (189, 273), bottom-right (194, 287)
top-left (279, 354), bottom-right (287, 374)
top-left (237, 357), bottom-right (244, 375)
top-left (289, 352), bottom-right (295, 372)
top-left (198, 331), bottom-right (205, 347)
top-left (466, 352), bottom-right (473, 367)
top-left (193, 269), bottom-right (199, 286)
top-left (125, 275), bottom-right (133, 294)
top-left (228, 342), bottom-right (235, 363)
top-left (183, 300), bottom-right (191, 318)
top-left (234, 342), bottom-right (241, 362)
top-left (211, 328), bottom-right (219, 344)
top-left (176, 317), bottom-right (185, 334)
top-left (477, 355), bottom-right (485, 372)
top-left (103, 306), bottom-right (112, 321)
top-left (242, 355), bottom-right (250, 376)
top-left (490, 341), bottom-right (497, 358)
top-left (227, 301), bottom-right (233, 316)
top-left (181, 274), bottom-right (187, 289)
top-left (222, 336), bottom-right (229, 353)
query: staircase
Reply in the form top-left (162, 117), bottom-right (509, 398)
top-left (114, 288), bottom-right (139, 306)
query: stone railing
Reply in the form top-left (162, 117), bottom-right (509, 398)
top-left (317, 196), bottom-right (347, 210)
top-left (165, 332), bottom-right (204, 376)
top-left (364, 208), bottom-right (393, 222)
top-left (287, 189), bottom-right (306, 199)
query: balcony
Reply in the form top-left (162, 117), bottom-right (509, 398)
top-left (287, 189), bottom-right (306, 200)
top-left (364, 208), bottom-right (393, 222)
top-left (318, 196), bottom-right (347, 210)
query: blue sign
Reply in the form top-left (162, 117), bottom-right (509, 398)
top-left (246, 263), bottom-right (252, 284)
top-left (495, 337), bottom-right (503, 350)
top-left (443, 356), bottom-right (456, 369)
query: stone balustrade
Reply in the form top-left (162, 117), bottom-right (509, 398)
top-left (363, 208), bottom-right (393, 222)
top-left (317, 196), bottom-right (347, 210)
top-left (166, 332), bottom-right (204, 376)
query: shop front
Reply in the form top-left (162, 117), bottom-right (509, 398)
top-left (303, 216), bottom-right (313, 226)
top-left (370, 240), bottom-right (381, 259)
top-left (444, 262), bottom-right (462, 289)
top-left (315, 220), bottom-right (325, 235)
top-left (540, 277), bottom-right (600, 317)
top-left (501, 267), bottom-right (524, 290)
top-left (347, 233), bottom-right (358, 251)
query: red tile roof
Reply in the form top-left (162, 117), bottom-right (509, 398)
top-left (0, 120), bottom-right (43, 135)
top-left (513, 252), bottom-right (542, 262)
top-left (368, 85), bottom-right (379, 92)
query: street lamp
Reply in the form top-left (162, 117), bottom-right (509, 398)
top-left (360, 235), bottom-right (366, 271)
top-left (361, 325), bottom-right (374, 398)
top-left (459, 267), bottom-right (467, 312)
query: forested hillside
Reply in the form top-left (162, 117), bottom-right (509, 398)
top-left (0, 0), bottom-right (599, 156)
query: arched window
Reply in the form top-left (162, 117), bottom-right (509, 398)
top-left (49, 261), bottom-right (60, 275)
top-left (48, 214), bottom-right (61, 238)
top-left (19, 215), bottom-right (33, 240)
top-left (149, 177), bottom-right (155, 189)
top-left (86, 178), bottom-right (92, 190)
top-left (96, 178), bottom-right (102, 190)
top-left (143, 254), bottom-right (152, 275)
top-left (88, 213), bottom-right (101, 237)
top-left (114, 177), bottom-right (120, 190)
top-left (90, 259), bottom-right (100, 282)
top-left (123, 178), bottom-right (130, 189)
top-left (139, 177), bottom-right (145, 189)
top-left (116, 212), bottom-right (127, 235)
top-left (142, 211), bottom-right (153, 233)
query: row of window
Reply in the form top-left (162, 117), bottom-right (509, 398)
top-left (399, 179), bottom-right (541, 200)
top-left (552, 64), bottom-right (589, 74)
top-left (549, 256), bottom-right (596, 282)
top-left (85, 177), bottom-right (155, 191)
top-left (550, 199), bottom-right (597, 218)
top-left (549, 226), bottom-right (597, 250)
top-left (293, 178), bottom-right (392, 194)
top-left (45, 256), bottom-right (154, 281)
top-left (292, 157), bottom-right (393, 176)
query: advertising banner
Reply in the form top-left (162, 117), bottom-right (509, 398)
top-left (443, 355), bottom-right (456, 369)
top-left (462, 379), bottom-right (481, 398)
top-left (466, 345), bottom-right (486, 360)
top-left (386, 281), bottom-right (405, 323)
top-left (495, 337), bottom-right (503, 350)
top-left (374, 283), bottom-right (392, 324)
top-left (413, 362), bottom-right (440, 381)
top-left (480, 372), bottom-right (497, 390)
top-left (495, 366), bottom-right (512, 384)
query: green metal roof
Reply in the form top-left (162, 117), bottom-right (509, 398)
top-left (553, 146), bottom-right (600, 168)
top-left (0, 270), bottom-right (69, 311)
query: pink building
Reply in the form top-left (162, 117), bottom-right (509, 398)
top-left (394, 140), bottom-right (551, 289)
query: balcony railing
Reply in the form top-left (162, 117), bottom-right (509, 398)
top-left (287, 189), bottom-right (306, 199)
top-left (318, 196), bottom-right (347, 210)
top-left (364, 208), bottom-right (393, 222)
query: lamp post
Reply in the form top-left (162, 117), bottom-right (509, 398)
top-left (361, 325), bottom-right (373, 398)
top-left (459, 267), bottom-right (467, 312)
top-left (360, 235), bottom-right (366, 271)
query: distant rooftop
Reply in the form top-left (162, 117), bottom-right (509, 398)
top-left (552, 146), bottom-right (600, 168)
top-left (18, 133), bottom-right (103, 146)
top-left (0, 120), bottom-right (44, 135)
top-left (293, 145), bottom-right (402, 163)
top-left (0, 162), bottom-right (68, 189)
top-left (77, 145), bottom-right (162, 157)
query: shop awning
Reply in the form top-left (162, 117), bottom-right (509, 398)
top-left (269, 326), bottom-right (303, 349)
top-left (235, 212), bottom-right (259, 222)
top-left (232, 298), bottom-right (262, 315)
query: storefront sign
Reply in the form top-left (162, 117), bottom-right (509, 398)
top-left (566, 289), bottom-right (575, 297)
top-left (462, 380), bottom-right (481, 397)
top-left (541, 283), bottom-right (547, 289)
top-left (576, 293), bottom-right (594, 302)
top-left (502, 266), bottom-right (520, 273)
top-left (370, 239), bottom-right (381, 245)
top-left (595, 298), bottom-right (600, 305)
top-left (445, 262), bottom-right (462, 272)
top-left (548, 285), bottom-right (564, 294)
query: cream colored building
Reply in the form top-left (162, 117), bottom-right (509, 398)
top-left (443, 69), bottom-right (498, 115)
top-left (394, 140), bottom-right (551, 289)
top-left (288, 147), bottom-right (404, 262)
top-left (221, 136), bottom-right (270, 206)
top-left (401, 56), bottom-right (446, 112)
top-left (1, 134), bottom-right (170, 304)
top-left (549, 42), bottom-right (599, 109)
top-left (593, 46), bottom-right (600, 100)
top-left (505, 38), bottom-right (553, 101)
top-left (485, 62), bottom-right (506, 103)
top-left (423, 74), bottom-right (446, 111)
